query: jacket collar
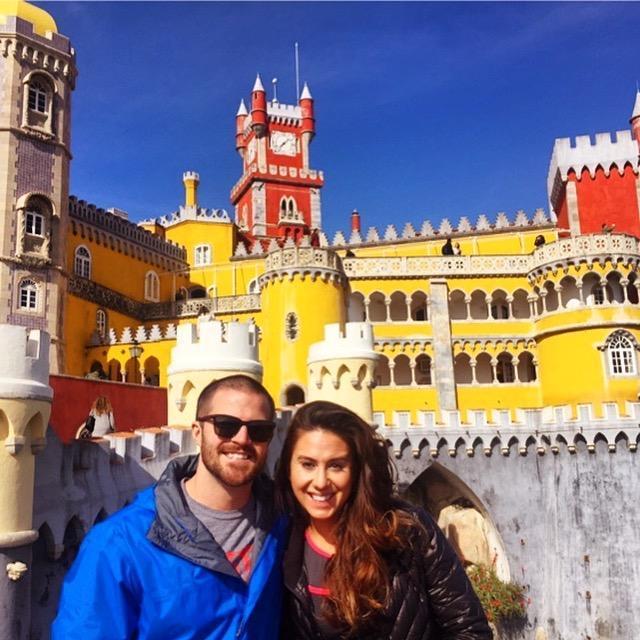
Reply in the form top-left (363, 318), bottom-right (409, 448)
top-left (147, 454), bottom-right (277, 578)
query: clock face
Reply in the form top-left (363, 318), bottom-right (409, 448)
top-left (246, 139), bottom-right (256, 164)
top-left (270, 131), bottom-right (297, 156)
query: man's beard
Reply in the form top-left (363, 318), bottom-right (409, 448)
top-left (200, 443), bottom-right (264, 488)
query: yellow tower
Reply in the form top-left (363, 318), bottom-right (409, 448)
top-left (307, 322), bottom-right (381, 421)
top-left (258, 243), bottom-right (348, 407)
top-left (0, 324), bottom-right (52, 639)
top-left (167, 318), bottom-right (262, 426)
top-left (183, 171), bottom-right (200, 208)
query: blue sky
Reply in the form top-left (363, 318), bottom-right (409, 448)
top-left (41, 1), bottom-right (638, 237)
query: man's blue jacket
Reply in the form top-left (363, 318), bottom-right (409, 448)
top-left (52, 456), bottom-right (288, 640)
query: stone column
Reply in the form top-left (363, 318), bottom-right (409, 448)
top-left (464, 295), bottom-right (471, 319)
top-left (429, 279), bottom-right (457, 411)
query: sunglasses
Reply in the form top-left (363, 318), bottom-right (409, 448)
top-left (196, 414), bottom-right (276, 443)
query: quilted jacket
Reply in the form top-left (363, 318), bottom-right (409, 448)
top-left (281, 507), bottom-right (492, 640)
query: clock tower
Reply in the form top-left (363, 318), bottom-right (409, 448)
top-left (230, 75), bottom-right (324, 240)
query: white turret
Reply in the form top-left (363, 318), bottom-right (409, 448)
top-left (167, 319), bottom-right (262, 426)
top-left (307, 322), bottom-right (380, 421)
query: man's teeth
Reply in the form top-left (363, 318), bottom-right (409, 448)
top-left (225, 452), bottom-right (249, 460)
top-left (310, 494), bottom-right (332, 502)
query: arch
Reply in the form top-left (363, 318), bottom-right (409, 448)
top-left (627, 272), bottom-right (639, 304)
top-left (143, 356), bottom-right (160, 386)
top-left (559, 275), bottom-right (580, 309)
top-left (449, 290), bottom-right (467, 320)
top-left (61, 516), bottom-right (85, 567)
top-left (490, 289), bottom-right (509, 320)
top-left (107, 358), bottom-right (121, 382)
top-left (410, 291), bottom-right (428, 321)
top-left (368, 292), bottom-right (386, 322)
top-left (375, 356), bottom-right (391, 386)
top-left (393, 354), bottom-right (412, 386)
top-left (283, 384), bottom-right (305, 406)
top-left (605, 271), bottom-right (625, 304)
top-left (74, 245), bottom-right (91, 278)
top-left (348, 292), bottom-right (366, 322)
top-left (404, 462), bottom-right (510, 580)
top-left (543, 280), bottom-right (559, 312)
top-left (582, 272), bottom-right (604, 306)
top-left (0, 409), bottom-right (8, 441)
top-left (517, 351), bottom-right (537, 382)
top-left (454, 352), bottom-right (472, 384)
top-left (414, 354), bottom-right (432, 385)
top-left (475, 352), bottom-right (493, 384)
top-left (189, 286), bottom-right (206, 299)
top-left (388, 291), bottom-right (408, 321)
top-left (511, 289), bottom-right (530, 319)
top-left (96, 308), bottom-right (107, 339)
top-left (247, 277), bottom-right (260, 295)
top-left (469, 290), bottom-right (488, 320)
top-left (179, 380), bottom-right (196, 413)
top-left (144, 270), bottom-right (160, 301)
top-left (496, 352), bottom-right (514, 383)
top-left (23, 71), bottom-right (55, 133)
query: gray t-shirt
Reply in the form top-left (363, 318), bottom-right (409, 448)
top-left (182, 480), bottom-right (257, 582)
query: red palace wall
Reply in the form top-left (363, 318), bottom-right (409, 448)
top-left (571, 165), bottom-right (640, 236)
top-left (49, 375), bottom-right (167, 443)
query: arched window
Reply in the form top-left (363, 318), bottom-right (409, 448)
top-left (19, 279), bottom-right (38, 310)
top-left (144, 271), bottom-right (160, 301)
top-left (194, 244), bottom-right (211, 266)
top-left (23, 73), bottom-right (55, 133)
top-left (189, 286), bottom-right (206, 299)
top-left (279, 196), bottom-right (300, 222)
top-left (96, 309), bottom-right (107, 339)
top-left (604, 331), bottom-right (638, 376)
top-left (74, 245), bottom-right (91, 278)
top-left (496, 353), bottom-right (515, 383)
top-left (28, 79), bottom-right (48, 113)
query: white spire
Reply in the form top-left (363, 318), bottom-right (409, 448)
top-left (300, 82), bottom-right (313, 100)
top-left (252, 74), bottom-right (265, 92)
top-left (632, 89), bottom-right (640, 119)
top-left (236, 99), bottom-right (248, 116)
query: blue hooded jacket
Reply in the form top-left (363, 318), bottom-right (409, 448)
top-left (52, 456), bottom-right (288, 640)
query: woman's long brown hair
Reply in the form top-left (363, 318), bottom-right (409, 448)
top-left (275, 400), bottom-right (414, 632)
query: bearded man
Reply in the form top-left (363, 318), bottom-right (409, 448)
top-left (53, 375), bottom-right (287, 640)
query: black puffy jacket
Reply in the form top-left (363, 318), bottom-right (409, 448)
top-left (281, 508), bottom-right (492, 640)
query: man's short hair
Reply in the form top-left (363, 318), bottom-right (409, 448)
top-left (196, 375), bottom-right (276, 421)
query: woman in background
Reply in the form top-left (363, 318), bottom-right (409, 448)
top-left (87, 396), bottom-right (115, 437)
top-left (276, 401), bottom-right (491, 640)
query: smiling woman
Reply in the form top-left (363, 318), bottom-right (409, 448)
top-left (275, 401), bottom-right (492, 640)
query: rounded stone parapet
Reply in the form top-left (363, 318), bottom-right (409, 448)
top-left (259, 246), bottom-right (346, 288)
top-left (0, 326), bottom-right (52, 401)
top-left (308, 322), bottom-right (379, 364)
top-left (0, 530), bottom-right (38, 549)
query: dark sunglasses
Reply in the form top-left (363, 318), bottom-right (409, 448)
top-left (196, 414), bottom-right (276, 443)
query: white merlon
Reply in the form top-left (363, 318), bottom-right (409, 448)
top-left (183, 171), bottom-right (200, 182)
top-left (168, 320), bottom-right (262, 377)
top-left (308, 323), bottom-right (379, 364)
top-left (266, 101), bottom-right (302, 119)
top-left (139, 207), bottom-right (231, 228)
top-left (547, 129), bottom-right (639, 201)
top-left (0, 325), bottom-right (52, 400)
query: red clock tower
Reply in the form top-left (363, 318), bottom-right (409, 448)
top-left (230, 75), bottom-right (324, 241)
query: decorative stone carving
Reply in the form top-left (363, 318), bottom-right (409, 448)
top-left (6, 562), bottom-right (27, 581)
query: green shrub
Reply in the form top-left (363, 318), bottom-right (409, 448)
top-left (467, 564), bottom-right (527, 624)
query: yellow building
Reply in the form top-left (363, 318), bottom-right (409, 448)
top-left (4, 1), bottom-right (639, 429)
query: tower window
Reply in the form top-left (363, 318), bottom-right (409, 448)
top-left (592, 285), bottom-right (605, 305)
top-left (96, 309), bottom-right (107, 338)
top-left (144, 271), bottom-right (160, 301)
top-left (26, 210), bottom-right (44, 236)
top-left (194, 244), bottom-right (211, 266)
top-left (607, 332), bottom-right (637, 376)
top-left (74, 245), bottom-right (91, 278)
top-left (28, 81), bottom-right (48, 113)
top-left (19, 279), bottom-right (38, 310)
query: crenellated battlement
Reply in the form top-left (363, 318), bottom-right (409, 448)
top-left (0, 325), bottom-right (52, 401)
top-left (140, 205), bottom-right (231, 229)
top-left (168, 319), bottom-right (262, 377)
top-left (308, 322), bottom-right (379, 363)
top-left (376, 401), bottom-right (640, 458)
top-left (547, 129), bottom-right (639, 202)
